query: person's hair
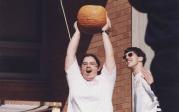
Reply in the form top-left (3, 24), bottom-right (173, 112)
top-left (124, 47), bottom-right (146, 65)
top-left (79, 53), bottom-right (100, 67)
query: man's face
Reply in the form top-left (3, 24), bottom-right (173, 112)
top-left (80, 56), bottom-right (100, 81)
top-left (123, 51), bottom-right (140, 68)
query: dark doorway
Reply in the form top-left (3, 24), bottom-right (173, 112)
top-left (0, 0), bottom-right (107, 107)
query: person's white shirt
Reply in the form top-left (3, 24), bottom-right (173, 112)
top-left (66, 59), bottom-right (116, 112)
top-left (132, 72), bottom-right (160, 112)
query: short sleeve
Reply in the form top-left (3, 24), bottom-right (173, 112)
top-left (100, 65), bottom-right (116, 81)
top-left (66, 59), bottom-right (80, 77)
top-left (66, 59), bottom-right (84, 87)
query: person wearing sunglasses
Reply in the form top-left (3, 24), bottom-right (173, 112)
top-left (128, 0), bottom-right (179, 111)
top-left (123, 47), bottom-right (161, 112)
top-left (64, 15), bottom-right (116, 112)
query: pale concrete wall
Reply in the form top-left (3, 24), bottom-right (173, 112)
top-left (132, 8), bottom-right (154, 69)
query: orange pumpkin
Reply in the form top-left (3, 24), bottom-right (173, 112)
top-left (77, 5), bottom-right (106, 34)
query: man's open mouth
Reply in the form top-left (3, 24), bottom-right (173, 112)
top-left (86, 68), bottom-right (92, 73)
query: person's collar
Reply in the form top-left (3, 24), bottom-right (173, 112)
top-left (132, 71), bottom-right (143, 78)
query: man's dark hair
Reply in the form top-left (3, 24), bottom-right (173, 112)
top-left (124, 47), bottom-right (146, 65)
top-left (79, 53), bottom-right (100, 67)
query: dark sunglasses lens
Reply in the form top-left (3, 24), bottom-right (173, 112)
top-left (123, 52), bottom-right (133, 59)
top-left (128, 52), bottom-right (133, 57)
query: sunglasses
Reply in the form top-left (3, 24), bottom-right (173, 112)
top-left (123, 52), bottom-right (133, 59)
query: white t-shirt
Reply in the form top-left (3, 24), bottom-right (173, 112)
top-left (66, 60), bottom-right (116, 112)
top-left (132, 72), bottom-right (160, 112)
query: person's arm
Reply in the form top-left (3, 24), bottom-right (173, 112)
top-left (65, 22), bottom-right (80, 71)
top-left (102, 15), bottom-right (116, 73)
top-left (141, 68), bottom-right (154, 85)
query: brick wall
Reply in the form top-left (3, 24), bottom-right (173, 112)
top-left (87, 0), bottom-right (132, 112)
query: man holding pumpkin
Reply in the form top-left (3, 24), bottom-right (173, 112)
top-left (64, 14), bottom-right (116, 112)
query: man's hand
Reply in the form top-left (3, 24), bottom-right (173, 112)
top-left (141, 68), bottom-right (154, 85)
top-left (102, 13), bottom-right (111, 31)
top-left (74, 21), bottom-right (80, 32)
